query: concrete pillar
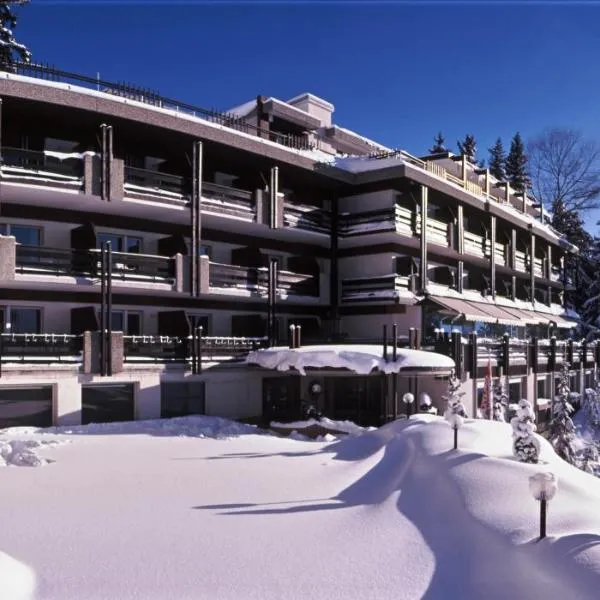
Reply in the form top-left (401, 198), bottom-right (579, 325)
top-left (82, 331), bottom-right (124, 375)
top-left (199, 254), bottom-right (210, 294)
top-left (0, 235), bottom-right (16, 281)
top-left (490, 214), bottom-right (496, 299)
top-left (83, 153), bottom-right (102, 197)
top-left (419, 185), bottom-right (428, 293)
top-left (174, 253), bottom-right (184, 293)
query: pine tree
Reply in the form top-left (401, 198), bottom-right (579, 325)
top-left (549, 362), bottom-right (577, 464)
top-left (492, 377), bottom-right (508, 422)
top-left (0, 0), bottom-right (30, 69)
top-left (505, 132), bottom-right (530, 192)
top-left (488, 138), bottom-right (506, 181)
top-left (581, 382), bottom-right (600, 429)
top-left (579, 443), bottom-right (599, 475)
top-left (442, 372), bottom-right (468, 419)
top-left (510, 398), bottom-right (540, 463)
top-left (457, 134), bottom-right (477, 163)
top-left (429, 132), bottom-right (447, 154)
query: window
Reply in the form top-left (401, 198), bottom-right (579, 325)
top-left (537, 378), bottom-right (546, 401)
top-left (9, 308), bottom-right (41, 334)
top-left (199, 245), bottom-right (211, 258)
top-left (188, 314), bottom-right (210, 335)
top-left (108, 311), bottom-right (142, 335)
top-left (508, 381), bottom-right (521, 403)
top-left (161, 381), bottom-right (205, 418)
top-left (97, 233), bottom-right (142, 254)
top-left (0, 224), bottom-right (41, 246)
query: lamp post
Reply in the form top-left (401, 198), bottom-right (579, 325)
top-left (402, 392), bottom-right (414, 418)
top-left (529, 472), bottom-right (558, 540)
top-left (445, 413), bottom-right (464, 450)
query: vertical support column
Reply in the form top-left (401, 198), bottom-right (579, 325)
top-left (547, 243), bottom-right (553, 306)
top-left (100, 124), bottom-right (108, 201)
top-left (106, 241), bottom-right (113, 377)
top-left (457, 204), bottom-right (464, 293)
top-left (267, 257), bottom-right (279, 346)
top-left (511, 228), bottom-right (517, 301)
top-left (460, 155), bottom-right (467, 183)
top-left (550, 336), bottom-right (557, 402)
top-left (419, 185), bottom-right (428, 293)
top-left (330, 198), bottom-right (340, 338)
top-left (490, 214), bottom-right (496, 299)
top-left (269, 166), bottom-right (279, 229)
top-left (504, 182), bottom-right (511, 203)
top-left (530, 229), bottom-right (536, 305)
top-left (469, 332), bottom-right (478, 418)
top-left (190, 141), bottom-right (203, 297)
top-left (106, 125), bottom-right (113, 201)
top-left (100, 243), bottom-right (106, 376)
top-left (484, 169), bottom-right (490, 196)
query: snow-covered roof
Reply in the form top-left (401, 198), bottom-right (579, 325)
top-left (226, 98), bottom-right (256, 118)
top-left (246, 344), bottom-right (455, 376)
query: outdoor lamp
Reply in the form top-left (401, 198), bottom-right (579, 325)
top-left (402, 392), bottom-right (415, 418)
top-left (445, 412), bottom-right (464, 450)
top-left (529, 472), bottom-right (558, 539)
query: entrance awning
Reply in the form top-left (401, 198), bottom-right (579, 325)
top-left (535, 312), bottom-right (577, 329)
top-left (428, 296), bottom-right (498, 324)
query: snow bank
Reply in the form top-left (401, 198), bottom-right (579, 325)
top-left (2, 415), bottom-right (262, 440)
top-left (0, 551), bottom-right (36, 600)
top-left (270, 417), bottom-right (370, 436)
top-left (246, 344), bottom-right (455, 376)
top-left (0, 439), bottom-right (64, 467)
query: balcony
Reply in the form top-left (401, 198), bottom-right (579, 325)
top-left (515, 250), bottom-right (527, 273)
top-left (123, 166), bottom-right (188, 206)
top-left (208, 262), bottom-right (319, 298)
top-left (202, 182), bottom-right (256, 221)
top-left (0, 146), bottom-right (85, 191)
top-left (338, 205), bottom-right (414, 238)
top-left (464, 231), bottom-right (485, 258)
top-left (283, 202), bottom-right (331, 235)
top-left (0, 333), bottom-right (83, 365)
top-left (494, 242), bottom-right (506, 266)
top-left (341, 274), bottom-right (414, 303)
top-left (533, 257), bottom-right (544, 278)
top-left (123, 335), bottom-right (268, 364)
top-left (15, 246), bottom-right (176, 285)
top-left (422, 217), bottom-right (451, 247)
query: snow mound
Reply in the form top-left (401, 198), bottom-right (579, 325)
top-left (0, 439), bottom-right (64, 467)
top-left (271, 417), bottom-right (370, 436)
top-left (2, 415), bottom-right (262, 440)
top-left (0, 551), bottom-right (36, 600)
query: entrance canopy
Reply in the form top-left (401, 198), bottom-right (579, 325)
top-left (246, 344), bottom-right (455, 376)
top-left (427, 295), bottom-right (577, 329)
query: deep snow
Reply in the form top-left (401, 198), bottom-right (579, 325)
top-left (1, 415), bottom-right (600, 599)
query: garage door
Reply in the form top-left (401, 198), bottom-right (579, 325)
top-left (82, 384), bottom-right (135, 425)
top-left (0, 386), bottom-right (53, 429)
top-left (161, 381), bottom-right (205, 418)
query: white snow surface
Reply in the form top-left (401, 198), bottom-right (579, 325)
top-left (2, 415), bottom-right (600, 599)
top-left (246, 344), bottom-right (455, 375)
top-left (0, 551), bottom-right (36, 600)
top-left (0, 439), bottom-right (66, 467)
top-left (3, 414), bottom-right (600, 598)
top-left (270, 417), bottom-right (371, 436)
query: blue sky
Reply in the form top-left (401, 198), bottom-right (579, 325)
top-left (14, 0), bottom-right (600, 231)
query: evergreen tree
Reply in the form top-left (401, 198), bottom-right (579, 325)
top-left (581, 237), bottom-right (600, 337)
top-left (510, 398), bottom-right (540, 463)
top-left (505, 132), bottom-right (530, 192)
top-left (549, 362), bottom-right (577, 464)
top-left (457, 134), bottom-right (477, 163)
top-left (488, 138), bottom-right (506, 181)
top-left (0, 1), bottom-right (31, 69)
top-left (581, 385), bottom-right (600, 429)
top-left (579, 443), bottom-right (599, 475)
top-left (429, 132), bottom-right (447, 154)
top-left (492, 377), bottom-right (508, 422)
top-left (442, 372), bottom-right (468, 419)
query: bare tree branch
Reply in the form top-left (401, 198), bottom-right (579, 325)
top-left (527, 128), bottom-right (600, 213)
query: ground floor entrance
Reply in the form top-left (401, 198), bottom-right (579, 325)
top-left (0, 386), bottom-right (53, 428)
top-left (82, 384), bottom-right (135, 425)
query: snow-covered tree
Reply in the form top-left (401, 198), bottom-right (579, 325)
top-left (510, 398), bottom-right (540, 463)
top-left (429, 132), bottom-right (447, 154)
top-left (549, 362), bottom-right (577, 464)
top-left (0, 0), bottom-right (30, 69)
top-left (582, 385), bottom-right (600, 430)
top-left (579, 443), bottom-right (599, 475)
top-left (443, 372), bottom-right (467, 419)
top-left (581, 238), bottom-right (600, 338)
top-left (492, 377), bottom-right (508, 422)
top-left (488, 137), bottom-right (506, 181)
top-left (457, 134), bottom-right (477, 163)
top-left (505, 132), bottom-right (530, 193)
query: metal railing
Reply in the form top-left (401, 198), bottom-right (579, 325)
top-left (15, 246), bottom-right (175, 282)
top-left (283, 202), bottom-right (331, 234)
top-left (338, 207), bottom-right (398, 236)
top-left (124, 166), bottom-right (188, 197)
top-left (341, 274), bottom-right (413, 303)
top-left (1, 146), bottom-right (84, 179)
top-left (0, 333), bottom-right (83, 368)
top-left (201, 181), bottom-right (256, 219)
top-left (7, 62), bottom-right (314, 152)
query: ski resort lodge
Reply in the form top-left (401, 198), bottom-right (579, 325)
top-left (0, 63), bottom-right (588, 428)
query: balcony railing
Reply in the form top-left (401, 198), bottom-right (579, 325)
top-left (341, 274), bottom-right (413, 303)
top-left (8, 62), bottom-right (313, 152)
top-left (425, 217), bottom-right (451, 247)
top-left (464, 231), bottom-right (485, 258)
top-left (202, 182), bottom-right (256, 221)
top-left (124, 166), bottom-right (188, 204)
top-left (494, 242), bottom-right (506, 266)
top-left (0, 146), bottom-right (84, 188)
top-left (208, 262), bottom-right (319, 297)
top-left (338, 205), bottom-right (415, 237)
top-left (283, 202), bottom-right (331, 234)
top-left (15, 246), bottom-right (176, 283)
top-left (515, 250), bottom-right (527, 273)
top-left (123, 335), bottom-right (268, 364)
top-left (534, 257), bottom-right (544, 278)
top-left (0, 333), bottom-right (83, 365)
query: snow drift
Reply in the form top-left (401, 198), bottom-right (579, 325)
top-left (0, 551), bottom-right (36, 600)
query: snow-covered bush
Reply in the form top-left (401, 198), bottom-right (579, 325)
top-left (443, 372), bottom-right (467, 419)
top-left (492, 377), bottom-right (508, 422)
top-left (582, 385), bottom-right (600, 430)
top-left (549, 363), bottom-right (577, 465)
top-left (510, 399), bottom-right (540, 463)
top-left (578, 443), bottom-right (599, 475)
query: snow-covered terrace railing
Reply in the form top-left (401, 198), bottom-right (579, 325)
top-left (122, 335), bottom-right (268, 364)
top-left (464, 230), bottom-right (485, 258)
top-left (283, 202), bottom-right (331, 235)
top-left (208, 262), bottom-right (319, 298)
top-left (15, 245), bottom-right (176, 283)
top-left (515, 250), bottom-right (528, 273)
top-left (202, 182), bottom-right (256, 221)
top-left (494, 242), bottom-right (506, 266)
top-left (7, 62), bottom-right (313, 152)
top-left (0, 333), bottom-right (83, 370)
top-left (0, 146), bottom-right (84, 189)
top-left (338, 205), bottom-right (414, 237)
top-left (422, 216), bottom-right (451, 247)
top-left (534, 257), bottom-right (544, 278)
top-left (341, 273), bottom-right (413, 303)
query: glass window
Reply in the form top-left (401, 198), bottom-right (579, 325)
top-left (508, 381), bottom-right (521, 403)
top-left (98, 234), bottom-right (142, 254)
top-left (110, 311), bottom-right (124, 333)
top-left (127, 313), bottom-right (141, 336)
top-left (537, 379), bottom-right (546, 400)
top-left (110, 311), bottom-right (141, 335)
top-left (10, 308), bottom-right (41, 334)
top-left (126, 237), bottom-right (142, 254)
top-left (10, 226), bottom-right (41, 246)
